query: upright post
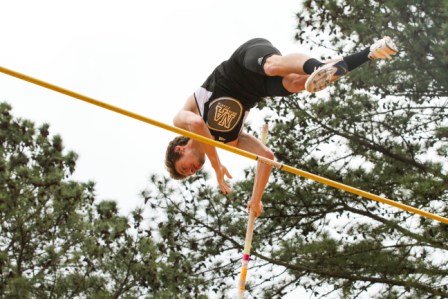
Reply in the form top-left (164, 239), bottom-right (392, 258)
top-left (236, 124), bottom-right (269, 299)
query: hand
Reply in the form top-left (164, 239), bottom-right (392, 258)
top-left (214, 164), bottom-right (233, 194)
top-left (247, 199), bottom-right (264, 218)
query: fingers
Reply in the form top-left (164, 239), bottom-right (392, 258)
top-left (217, 166), bottom-right (232, 194)
top-left (220, 181), bottom-right (232, 195)
top-left (221, 166), bottom-right (233, 180)
top-left (251, 207), bottom-right (262, 218)
top-left (219, 176), bottom-right (232, 194)
top-left (247, 201), bottom-right (263, 218)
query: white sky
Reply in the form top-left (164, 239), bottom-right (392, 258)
top-left (0, 0), bottom-right (317, 297)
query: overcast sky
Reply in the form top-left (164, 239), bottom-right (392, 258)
top-left (1, 1), bottom-right (317, 297)
top-left (0, 0), bottom-right (310, 211)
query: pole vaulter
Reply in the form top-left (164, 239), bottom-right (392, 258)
top-left (0, 65), bottom-right (447, 225)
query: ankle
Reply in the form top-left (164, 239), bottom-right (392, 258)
top-left (303, 58), bottom-right (324, 74)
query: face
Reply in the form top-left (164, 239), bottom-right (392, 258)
top-left (174, 145), bottom-right (206, 177)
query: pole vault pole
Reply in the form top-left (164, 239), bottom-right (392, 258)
top-left (236, 124), bottom-right (268, 299)
top-left (1, 66), bottom-right (447, 225)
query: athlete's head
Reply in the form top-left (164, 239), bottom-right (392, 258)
top-left (165, 136), bottom-right (205, 179)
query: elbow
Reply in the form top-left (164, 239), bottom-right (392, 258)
top-left (172, 112), bottom-right (204, 131)
top-left (173, 113), bottom-right (182, 128)
top-left (189, 117), bottom-right (205, 132)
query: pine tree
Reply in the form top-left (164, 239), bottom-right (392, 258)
top-left (0, 102), bottom-right (210, 298)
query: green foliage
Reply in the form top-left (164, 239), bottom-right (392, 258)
top-left (145, 1), bottom-right (448, 298)
top-left (0, 103), bottom-right (210, 298)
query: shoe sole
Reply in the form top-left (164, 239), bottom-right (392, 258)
top-left (385, 38), bottom-right (398, 54)
top-left (305, 60), bottom-right (348, 92)
top-left (305, 65), bottom-right (337, 93)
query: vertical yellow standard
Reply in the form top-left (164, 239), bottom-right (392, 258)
top-left (236, 124), bottom-right (269, 299)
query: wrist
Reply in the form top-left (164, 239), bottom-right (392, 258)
top-left (210, 158), bottom-right (221, 170)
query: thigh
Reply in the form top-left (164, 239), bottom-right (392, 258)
top-left (281, 73), bottom-right (307, 93)
top-left (230, 38), bottom-right (282, 75)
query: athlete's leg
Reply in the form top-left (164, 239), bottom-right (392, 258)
top-left (263, 53), bottom-right (314, 76)
top-left (281, 45), bottom-right (384, 93)
top-left (236, 38), bottom-right (282, 75)
top-left (304, 36), bottom-right (398, 92)
top-left (241, 38), bottom-right (330, 79)
top-left (246, 37), bottom-right (398, 93)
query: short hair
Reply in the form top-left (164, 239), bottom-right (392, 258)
top-left (165, 136), bottom-right (190, 180)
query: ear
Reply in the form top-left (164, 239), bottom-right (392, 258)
top-left (174, 145), bottom-right (185, 153)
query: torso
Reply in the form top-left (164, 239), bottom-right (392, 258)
top-left (194, 87), bottom-right (249, 143)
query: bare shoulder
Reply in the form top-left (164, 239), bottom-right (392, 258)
top-left (182, 94), bottom-right (199, 114)
top-left (173, 94), bottom-right (201, 128)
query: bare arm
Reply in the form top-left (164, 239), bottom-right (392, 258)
top-left (235, 131), bottom-right (274, 217)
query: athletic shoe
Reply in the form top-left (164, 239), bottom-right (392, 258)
top-left (305, 60), bottom-right (348, 93)
top-left (368, 36), bottom-right (398, 60)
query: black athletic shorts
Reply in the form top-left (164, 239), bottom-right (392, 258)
top-left (197, 38), bottom-right (293, 142)
top-left (203, 38), bottom-right (292, 108)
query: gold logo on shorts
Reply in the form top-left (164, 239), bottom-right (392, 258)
top-left (214, 103), bottom-right (237, 129)
top-left (206, 97), bottom-right (243, 132)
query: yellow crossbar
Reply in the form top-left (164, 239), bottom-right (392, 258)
top-left (1, 65), bottom-right (447, 225)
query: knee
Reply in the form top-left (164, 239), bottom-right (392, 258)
top-left (283, 74), bottom-right (306, 93)
top-left (263, 55), bottom-right (282, 76)
top-left (264, 63), bottom-right (278, 76)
